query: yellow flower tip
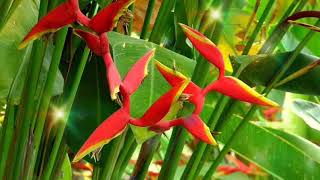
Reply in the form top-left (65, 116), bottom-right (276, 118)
top-left (204, 126), bottom-right (217, 146)
top-left (18, 40), bottom-right (29, 49)
top-left (111, 86), bottom-right (120, 100)
top-left (178, 23), bottom-right (189, 33)
top-left (266, 99), bottom-right (280, 108)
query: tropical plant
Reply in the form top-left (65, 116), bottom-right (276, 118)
top-left (0, 0), bottom-right (320, 179)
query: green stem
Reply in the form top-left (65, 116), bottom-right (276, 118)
top-left (149, 0), bottom-right (175, 44)
top-left (100, 131), bottom-right (127, 180)
top-left (111, 131), bottom-right (135, 179)
top-left (118, 141), bottom-right (137, 177)
top-left (140, 0), bottom-right (156, 39)
top-left (0, 104), bottom-right (15, 179)
top-left (0, 0), bottom-right (14, 29)
top-left (242, 0), bottom-right (275, 55)
top-left (204, 20), bottom-right (320, 179)
top-left (21, 28), bottom-right (67, 180)
top-left (131, 135), bottom-right (161, 180)
top-left (157, 127), bottom-right (188, 180)
top-left (11, 0), bottom-right (49, 177)
top-left (128, 4), bottom-right (134, 35)
top-left (41, 44), bottom-right (89, 180)
top-left (259, 0), bottom-right (307, 54)
top-left (51, 143), bottom-right (68, 180)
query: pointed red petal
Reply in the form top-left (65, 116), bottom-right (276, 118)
top-left (217, 166), bottom-right (240, 175)
top-left (19, 3), bottom-right (76, 49)
top-left (122, 49), bottom-right (155, 94)
top-left (226, 155), bottom-right (250, 173)
top-left (74, 29), bottom-right (102, 55)
top-left (73, 109), bottom-right (130, 162)
top-left (182, 114), bottom-right (217, 145)
top-left (130, 80), bottom-right (189, 127)
top-left (155, 61), bottom-right (204, 113)
top-left (179, 23), bottom-right (225, 77)
top-left (103, 53), bottom-right (122, 100)
top-left (89, 0), bottom-right (134, 34)
top-left (204, 76), bottom-right (279, 107)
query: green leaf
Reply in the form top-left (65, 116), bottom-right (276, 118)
top-left (213, 112), bottom-right (320, 179)
top-left (0, 0), bottom-right (63, 104)
top-left (237, 52), bottom-right (320, 95)
top-left (291, 99), bottom-right (320, 132)
top-left (58, 154), bottom-right (72, 180)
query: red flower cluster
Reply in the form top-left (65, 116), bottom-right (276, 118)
top-left (217, 155), bottom-right (266, 176)
top-left (148, 24), bottom-right (278, 134)
top-left (20, 0), bottom-right (278, 162)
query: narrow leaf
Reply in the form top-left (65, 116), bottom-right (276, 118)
top-left (288, 20), bottom-right (320, 32)
top-left (275, 60), bottom-right (320, 87)
top-left (292, 99), bottom-right (320, 131)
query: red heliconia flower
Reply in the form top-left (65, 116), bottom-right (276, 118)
top-left (217, 155), bottom-right (266, 176)
top-left (167, 24), bottom-right (279, 107)
top-left (149, 59), bottom-right (277, 143)
top-left (19, 0), bottom-right (134, 48)
top-left (73, 50), bottom-right (190, 162)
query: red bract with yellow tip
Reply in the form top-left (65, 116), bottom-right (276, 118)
top-left (89, 0), bottom-right (135, 34)
top-left (19, 2), bottom-right (78, 49)
top-left (155, 61), bottom-right (204, 114)
top-left (179, 23), bottom-right (225, 77)
top-left (204, 76), bottom-right (279, 107)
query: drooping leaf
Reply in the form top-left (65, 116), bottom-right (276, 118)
top-left (291, 99), bottom-right (320, 132)
top-left (208, 110), bottom-right (320, 179)
top-left (237, 52), bottom-right (320, 95)
top-left (58, 154), bottom-right (72, 180)
top-left (0, 0), bottom-right (63, 104)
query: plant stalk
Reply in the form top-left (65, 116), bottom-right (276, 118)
top-left (131, 135), bottom-right (161, 180)
top-left (41, 45), bottom-right (89, 179)
top-left (100, 131), bottom-right (127, 180)
top-left (140, 0), bottom-right (156, 39)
